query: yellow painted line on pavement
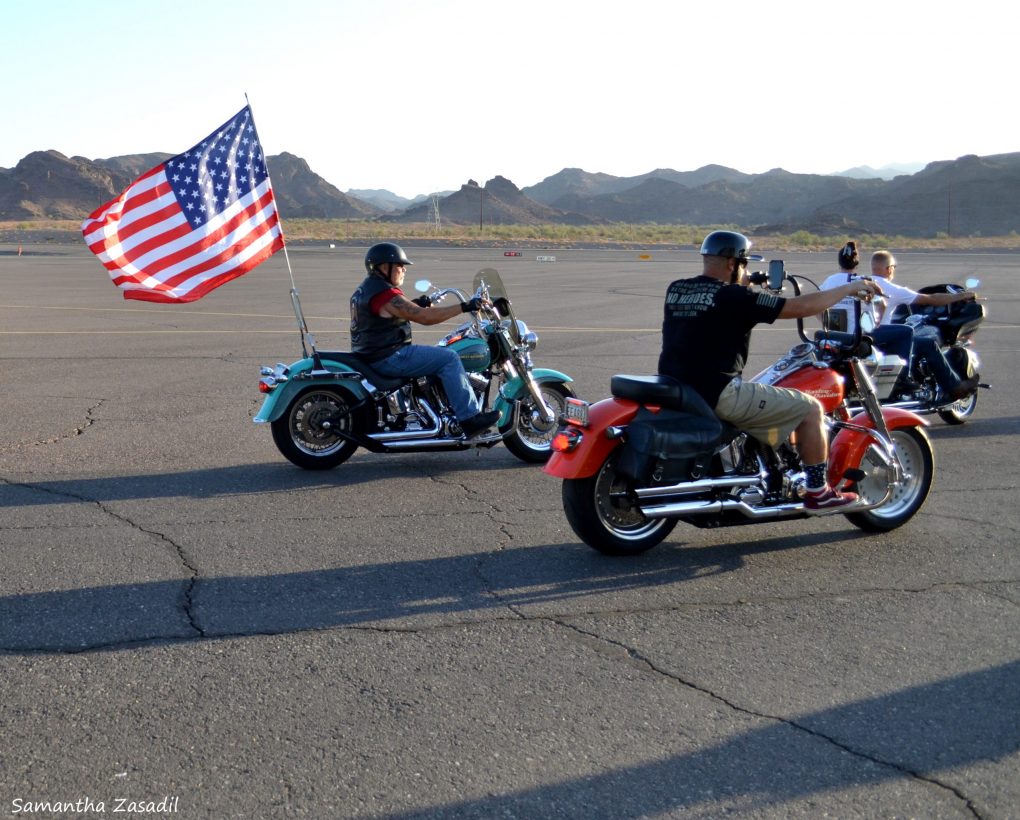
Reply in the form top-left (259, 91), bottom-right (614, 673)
top-left (0, 303), bottom-right (320, 320)
top-left (3, 303), bottom-right (1017, 335)
top-left (5, 325), bottom-right (1019, 336)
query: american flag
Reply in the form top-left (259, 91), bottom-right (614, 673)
top-left (82, 105), bottom-right (285, 303)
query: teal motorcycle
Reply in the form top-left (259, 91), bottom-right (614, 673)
top-left (255, 268), bottom-right (576, 469)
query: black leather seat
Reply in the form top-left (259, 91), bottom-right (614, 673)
top-left (610, 374), bottom-right (720, 420)
top-left (318, 351), bottom-right (408, 391)
top-left (612, 374), bottom-right (746, 450)
top-left (611, 375), bottom-right (685, 408)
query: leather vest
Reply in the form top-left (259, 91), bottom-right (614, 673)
top-left (350, 274), bottom-right (412, 361)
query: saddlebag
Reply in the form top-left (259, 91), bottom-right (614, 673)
top-left (615, 408), bottom-right (722, 485)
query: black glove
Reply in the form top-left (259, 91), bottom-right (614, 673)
top-left (460, 297), bottom-right (483, 313)
top-left (411, 294), bottom-right (432, 307)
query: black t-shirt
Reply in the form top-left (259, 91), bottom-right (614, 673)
top-left (658, 275), bottom-right (785, 406)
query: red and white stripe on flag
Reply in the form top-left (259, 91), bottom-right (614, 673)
top-left (81, 106), bottom-right (285, 303)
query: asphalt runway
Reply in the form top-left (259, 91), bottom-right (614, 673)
top-left (2, 242), bottom-right (1018, 818)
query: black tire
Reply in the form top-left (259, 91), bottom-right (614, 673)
top-left (938, 348), bottom-right (978, 424)
top-left (561, 453), bottom-right (677, 555)
top-left (937, 390), bottom-right (978, 425)
top-left (270, 387), bottom-right (362, 470)
top-left (845, 426), bottom-right (934, 532)
top-left (502, 382), bottom-right (576, 464)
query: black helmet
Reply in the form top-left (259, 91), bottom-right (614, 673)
top-left (837, 240), bottom-right (860, 271)
top-left (700, 230), bottom-right (756, 261)
top-left (365, 242), bottom-right (413, 276)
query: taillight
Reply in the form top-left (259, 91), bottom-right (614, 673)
top-left (551, 427), bottom-right (583, 453)
top-left (259, 379), bottom-right (276, 393)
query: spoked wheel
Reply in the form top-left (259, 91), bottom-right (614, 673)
top-left (502, 382), bottom-right (576, 463)
top-left (562, 453), bottom-right (677, 555)
top-left (937, 390), bottom-right (978, 425)
top-left (270, 387), bottom-right (361, 470)
top-left (938, 350), bottom-right (979, 424)
top-left (845, 426), bottom-right (934, 532)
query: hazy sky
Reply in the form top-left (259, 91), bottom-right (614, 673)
top-left (2, 0), bottom-right (1012, 199)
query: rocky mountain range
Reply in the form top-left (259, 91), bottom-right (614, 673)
top-left (2, 148), bottom-right (1018, 237)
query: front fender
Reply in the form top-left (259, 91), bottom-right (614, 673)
top-left (253, 357), bottom-right (370, 424)
top-left (499, 368), bottom-right (573, 401)
top-left (828, 407), bottom-right (928, 485)
top-left (494, 368), bottom-right (573, 426)
top-left (542, 397), bottom-right (640, 479)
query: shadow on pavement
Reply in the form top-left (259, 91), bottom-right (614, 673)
top-left (379, 660), bottom-right (1020, 818)
top-left (1, 530), bottom-right (857, 654)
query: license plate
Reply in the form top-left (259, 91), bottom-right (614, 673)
top-left (563, 397), bottom-right (590, 426)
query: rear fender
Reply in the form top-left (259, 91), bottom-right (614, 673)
top-left (828, 407), bottom-right (927, 484)
top-left (542, 397), bottom-right (640, 479)
top-left (254, 357), bottom-right (370, 424)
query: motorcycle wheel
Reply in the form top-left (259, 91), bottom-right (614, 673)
top-left (937, 390), bottom-right (978, 425)
top-left (938, 349), bottom-right (978, 424)
top-left (270, 387), bottom-right (361, 470)
top-left (562, 453), bottom-right (677, 555)
top-left (845, 426), bottom-right (934, 532)
top-left (502, 382), bottom-right (577, 464)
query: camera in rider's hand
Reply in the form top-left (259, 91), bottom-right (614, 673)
top-left (767, 259), bottom-right (785, 291)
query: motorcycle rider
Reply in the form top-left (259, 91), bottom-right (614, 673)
top-left (350, 242), bottom-right (500, 437)
top-left (821, 247), bottom-right (978, 401)
top-left (820, 241), bottom-right (915, 364)
top-left (658, 230), bottom-right (882, 513)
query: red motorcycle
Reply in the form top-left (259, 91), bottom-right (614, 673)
top-left (545, 263), bottom-right (935, 555)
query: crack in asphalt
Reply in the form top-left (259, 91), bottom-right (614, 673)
top-left (3, 459), bottom-right (1016, 817)
top-left (423, 471), bottom-right (522, 615)
top-left (0, 398), bottom-right (105, 452)
top-left (0, 478), bottom-right (205, 641)
top-left (546, 618), bottom-right (981, 818)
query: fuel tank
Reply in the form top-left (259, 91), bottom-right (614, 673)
top-left (774, 364), bottom-right (845, 413)
top-left (445, 336), bottom-right (491, 373)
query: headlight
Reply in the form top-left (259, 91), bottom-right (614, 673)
top-left (522, 331), bottom-right (538, 351)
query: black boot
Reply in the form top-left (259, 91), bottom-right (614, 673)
top-left (948, 374), bottom-right (980, 401)
top-left (460, 410), bottom-right (500, 437)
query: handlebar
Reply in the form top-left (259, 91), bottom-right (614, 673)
top-left (752, 265), bottom-right (868, 356)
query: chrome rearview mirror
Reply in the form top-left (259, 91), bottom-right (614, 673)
top-left (414, 279), bottom-right (432, 293)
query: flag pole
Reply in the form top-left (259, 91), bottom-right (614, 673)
top-left (245, 93), bottom-right (319, 364)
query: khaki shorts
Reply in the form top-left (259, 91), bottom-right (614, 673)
top-left (714, 379), bottom-right (818, 447)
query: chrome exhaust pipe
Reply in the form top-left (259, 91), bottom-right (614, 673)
top-left (640, 488), bottom-right (895, 520)
top-left (378, 430), bottom-right (504, 450)
top-left (368, 402), bottom-right (444, 442)
top-left (640, 498), bottom-right (806, 519)
top-left (634, 471), bottom-right (767, 500)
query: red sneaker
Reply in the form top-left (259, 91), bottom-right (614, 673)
top-left (804, 485), bottom-right (859, 514)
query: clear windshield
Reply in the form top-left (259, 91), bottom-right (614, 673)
top-left (472, 267), bottom-right (507, 301)
top-left (472, 267), bottom-right (520, 342)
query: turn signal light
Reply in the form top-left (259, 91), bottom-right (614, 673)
top-left (551, 428), bottom-right (583, 453)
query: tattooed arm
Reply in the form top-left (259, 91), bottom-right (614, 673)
top-left (379, 294), bottom-right (466, 326)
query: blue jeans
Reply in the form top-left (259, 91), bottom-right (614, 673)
top-left (870, 324), bottom-right (914, 363)
top-left (912, 333), bottom-right (962, 393)
top-left (874, 324), bottom-right (961, 393)
top-left (373, 344), bottom-right (482, 421)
